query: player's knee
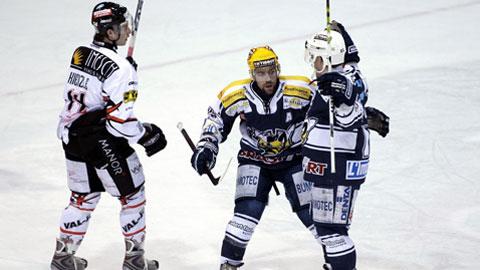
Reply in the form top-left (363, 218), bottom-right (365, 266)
top-left (68, 192), bottom-right (101, 212)
top-left (296, 207), bottom-right (313, 228)
top-left (119, 186), bottom-right (146, 211)
top-left (234, 199), bottom-right (266, 220)
top-left (60, 192), bottom-right (101, 239)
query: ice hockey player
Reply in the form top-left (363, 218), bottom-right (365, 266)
top-left (301, 22), bottom-right (377, 270)
top-left (190, 46), bottom-right (322, 269)
top-left (308, 21), bottom-right (389, 137)
top-left (51, 2), bottom-right (165, 270)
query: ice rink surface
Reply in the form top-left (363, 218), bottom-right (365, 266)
top-left (1, 0), bottom-right (479, 269)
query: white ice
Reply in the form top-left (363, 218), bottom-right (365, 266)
top-left (1, 0), bottom-right (479, 269)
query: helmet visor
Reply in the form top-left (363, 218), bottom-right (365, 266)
top-left (122, 11), bottom-right (133, 32)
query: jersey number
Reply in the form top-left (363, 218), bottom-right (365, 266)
top-left (67, 89), bottom-right (86, 112)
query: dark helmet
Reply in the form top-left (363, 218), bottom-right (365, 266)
top-left (91, 2), bottom-right (129, 35)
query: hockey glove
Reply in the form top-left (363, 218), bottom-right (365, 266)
top-left (126, 56), bottom-right (138, 71)
top-left (138, 123), bottom-right (167, 156)
top-left (329, 20), bottom-right (360, 64)
top-left (366, 107), bottom-right (390, 137)
top-left (191, 140), bottom-right (218, 176)
top-left (317, 72), bottom-right (356, 106)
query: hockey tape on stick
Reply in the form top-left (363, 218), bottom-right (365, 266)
top-left (128, 0), bottom-right (145, 57)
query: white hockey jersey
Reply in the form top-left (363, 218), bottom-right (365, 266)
top-left (57, 42), bottom-right (145, 144)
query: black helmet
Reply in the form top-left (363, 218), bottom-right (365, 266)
top-left (91, 2), bottom-right (129, 35)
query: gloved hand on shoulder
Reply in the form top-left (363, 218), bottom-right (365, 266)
top-left (317, 72), bottom-right (356, 106)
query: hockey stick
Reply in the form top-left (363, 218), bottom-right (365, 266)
top-left (127, 0), bottom-right (145, 57)
top-left (326, 0), bottom-right (336, 173)
top-left (177, 122), bottom-right (220, 186)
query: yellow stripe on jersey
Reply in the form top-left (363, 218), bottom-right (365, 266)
top-left (217, 79), bottom-right (251, 99)
top-left (221, 88), bottom-right (246, 108)
top-left (283, 85), bottom-right (312, 99)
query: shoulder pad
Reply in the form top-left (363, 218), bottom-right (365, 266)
top-left (279, 75), bottom-right (311, 84)
top-left (217, 79), bottom-right (250, 108)
top-left (280, 75), bottom-right (313, 99)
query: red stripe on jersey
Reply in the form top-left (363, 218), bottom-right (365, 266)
top-left (106, 102), bottom-right (122, 114)
top-left (107, 115), bottom-right (127, 123)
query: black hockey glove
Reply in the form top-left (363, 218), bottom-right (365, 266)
top-left (366, 106), bottom-right (390, 137)
top-left (138, 123), bottom-right (167, 156)
top-left (126, 56), bottom-right (138, 71)
top-left (317, 72), bottom-right (356, 106)
top-left (190, 140), bottom-right (218, 176)
top-left (329, 20), bottom-right (360, 64)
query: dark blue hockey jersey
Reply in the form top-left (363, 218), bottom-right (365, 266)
top-left (302, 65), bottom-right (370, 186)
top-left (198, 76), bottom-right (316, 169)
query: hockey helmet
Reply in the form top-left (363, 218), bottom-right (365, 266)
top-left (304, 30), bottom-right (346, 72)
top-left (91, 2), bottom-right (131, 35)
top-left (247, 46), bottom-right (281, 76)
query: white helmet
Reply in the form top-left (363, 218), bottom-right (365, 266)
top-left (304, 30), bottom-right (346, 73)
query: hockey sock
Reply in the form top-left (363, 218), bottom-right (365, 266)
top-left (220, 199), bottom-right (265, 264)
top-left (59, 192), bottom-right (101, 252)
top-left (119, 186), bottom-right (147, 244)
top-left (317, 226), bottom-right (356, 270)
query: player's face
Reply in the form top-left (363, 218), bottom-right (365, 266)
top-left (253, 65), bottom-right (278, 95)
top-left (314, 56), bottom-right (326, 76)
top-left (105, 22), bottom-right (131, 46)
top-left (116, 22), bottom-right (132, 46)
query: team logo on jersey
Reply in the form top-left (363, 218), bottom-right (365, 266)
top-left (73, 48), bottom-right (85, 66)
top-left (247, 122), bottom-right (303, 155)
top-left (247, 127), bottom-right (288, 155)
top-left (345, 160), bottom-right (368, 180)
top-left (123, 90), bottom-right (138, 103)
top-left (305, 160), bottom-right (328, 176)
top-left (71, 46), bottom-right (119, 82)
top-left (257, 131), bottom-right (290, 155)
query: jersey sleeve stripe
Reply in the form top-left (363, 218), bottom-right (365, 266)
top-left (106, 102), bottom-right (122, 114)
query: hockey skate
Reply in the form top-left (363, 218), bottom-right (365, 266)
top-left (50, 239), bottom-right (88, 270)
top-left (220, 262), bottom-right (243, 270)
top-left (123, 239), bottom-right (159, 270)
